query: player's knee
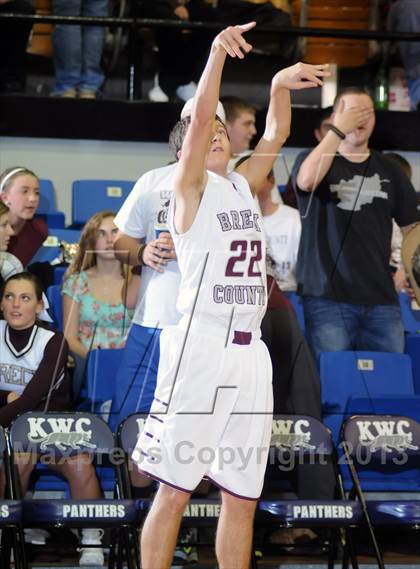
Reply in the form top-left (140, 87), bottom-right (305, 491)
top-left (221, 492), bottom-right (257, 519)
top-left (155, 484), bottom-right (191, 515)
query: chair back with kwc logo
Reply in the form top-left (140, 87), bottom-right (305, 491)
top-left (258, 415), bottom-right (384, 569)
top-left (9, 412), bottom-right (140, 569)
top-left (0, 427), bottom-right (27, 569)
top-left (342, 415), bottom-right (420, 523)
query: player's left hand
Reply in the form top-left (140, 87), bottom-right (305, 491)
top-left (273, 62), bottom-right (330, 90)
top-left (212, 22), bottom-right (256, 59)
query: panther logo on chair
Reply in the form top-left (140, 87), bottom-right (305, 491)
top-left (33, 431), bottom-right (97, 452)
top-left (361, 433), bottom-right (418, 453)
top-left (271, 432), bottom-right (316, 451)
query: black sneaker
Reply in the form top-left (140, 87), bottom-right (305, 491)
top-left (171, 545), bottom-right (198, 566)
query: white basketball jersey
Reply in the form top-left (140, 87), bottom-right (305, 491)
top-left (0, 322), bottom-right (64, 395)
top-left (168, 170), bottom-right (267, 333)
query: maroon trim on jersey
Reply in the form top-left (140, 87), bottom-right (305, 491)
top-left (206, 476), bottom-right (259, 502)
top-left (232, 330), bottom-right (252, 345)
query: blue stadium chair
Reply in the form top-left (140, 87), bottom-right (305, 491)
top-left (342, 414), bottom-right (420, 546)
top-left (29, 228), bottom-right (81, 264)
top-left (258, 415), bottom-right (382, 569)
top-left (0, 427), bottom-right (26, 569)
top-left (37, 179), bottom-right (66, 228)
top-left (37, 179), bottom-right (56, 214)
top-left (71, 179), bottom-right (134, 228)
top-left (399, 292), bottom-right (420, 334)
top-left (283, 291), bottom-right (305, 332)
top-left (320, 351), bottom-right (416, 445)
top-left (85, 349), bottom-right (124, 424)
top-left (9, 411), bottom-right (140, 569)
top-left (46, 285), bottom-right (63, 331)
top-left (406, 334), bottom-right (420, 395)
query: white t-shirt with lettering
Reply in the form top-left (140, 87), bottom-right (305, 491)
top-left (114, 163), bottom-right (182, 329)
top-left (262, 204), bottom-right (301, 292)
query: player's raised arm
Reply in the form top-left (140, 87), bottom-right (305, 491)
top-left (173, 22), bottom-right (255, 234)
top-left (237, 62), bottom-right (330, 194)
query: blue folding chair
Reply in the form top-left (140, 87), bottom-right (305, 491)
top-left (71, 180), bottom-right (134, 227)
top-left (9, 411), bottom-right (140, 569)
top-left (406, 334), bottom-right (420, 395)
top-left (258, 415), bottom-right (380, 569)
top-left (84, 349), bottom-right (124, 424)
top-left (342, 414), bottom-right (420, 561)
top-left (320, 351), bottom-right (416, 445)
top-left (399, 292), bottom-right (420, 334)
top-left (37, 179), bottom-right (66, 228)
top-left (29, 228), bottom-right (81, 264)
top-left (283, 291), bottom-right (305, 333)
top-left (46, 285), bottom-right (63, 331)
top-left (0, 427), bottom-right (26, 569)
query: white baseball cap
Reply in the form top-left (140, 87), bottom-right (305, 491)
top-left (180, 97), bottom-right (226, 123)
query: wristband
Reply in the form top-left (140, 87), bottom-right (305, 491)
top-left (137, 243), bottom-right (147, 266)
top-left (326, 124), bottom-right (346, 140)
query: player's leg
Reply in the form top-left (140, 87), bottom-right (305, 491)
top-left (140, 483), bottom-right (191, 569)
top-left (215, 490), bottom-right (257, 569)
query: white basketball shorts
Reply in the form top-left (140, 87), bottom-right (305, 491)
top-left (132, 323), bottom-right (273, 500)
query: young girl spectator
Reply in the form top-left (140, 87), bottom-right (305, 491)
top-left (0, 201), bottom-right (23, 285)
top-left (0, 167), bottom-right (48, 267)
top-left (0, 272), bottom-right (104, 565)
top-left (62, 211), bottom-right (139, 359)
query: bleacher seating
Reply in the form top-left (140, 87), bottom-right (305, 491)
top-left (71, 179), bottom-right (134, 228)
top-left (399, 292), bottom-right (420, 334)
top-left (46, 284), bottom-right (63, 331)
top-left (320, 351), bottom-right (417, 444)
top-left (29, 228), bottom-right (81, 265)
top-left (37, 178), bottom-right (66, 229)
top-left (283, 291), bottom-right (305, 332)
top-left (85, 348), bottom-right (124, 423)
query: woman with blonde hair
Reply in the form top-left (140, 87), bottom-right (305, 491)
top-left (62, 210), bottom-right (140, 359)
top-left (0, 166), bottom-right (48, 266)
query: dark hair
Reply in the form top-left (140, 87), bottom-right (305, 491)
top-left (169, 117), bottom-right (191, 159)
top-left (318, 106), bottom-right (333, 127)
top-left (384, 152), bottom-right (412, 180)
top-left (2, 272), bottom-right (44, 301)
top-left (168, 115), bottom-right (228, 159)
top-left (333, 87), bottom-right (373, 111)
top-left (220, 96), bottom-right (256, 123)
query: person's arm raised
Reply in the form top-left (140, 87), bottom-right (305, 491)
top-left (173, 22), bottom-right (255, 233)
top-left (237, 62), bottom-right (330, 194)
top-left (296, 99), bottom-right (374, 192)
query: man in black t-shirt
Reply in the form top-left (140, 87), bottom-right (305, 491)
top-left (291, 87), bottom-right (419, 362)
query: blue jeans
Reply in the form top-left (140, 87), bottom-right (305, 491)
top-left (52, 0), bottom-right (107, 94)
top-left (108, 324), bottom-right (161, 432)
top-left (302, 296), bottom-right (405, 364)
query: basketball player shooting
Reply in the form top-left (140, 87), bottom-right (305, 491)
top-left (133, 22), bottom-right (329, 569)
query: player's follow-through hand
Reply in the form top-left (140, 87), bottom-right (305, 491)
top-left (273, 62), bottom-right (331, 90)
top-left (213, 22), bottom-right (256, 59)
